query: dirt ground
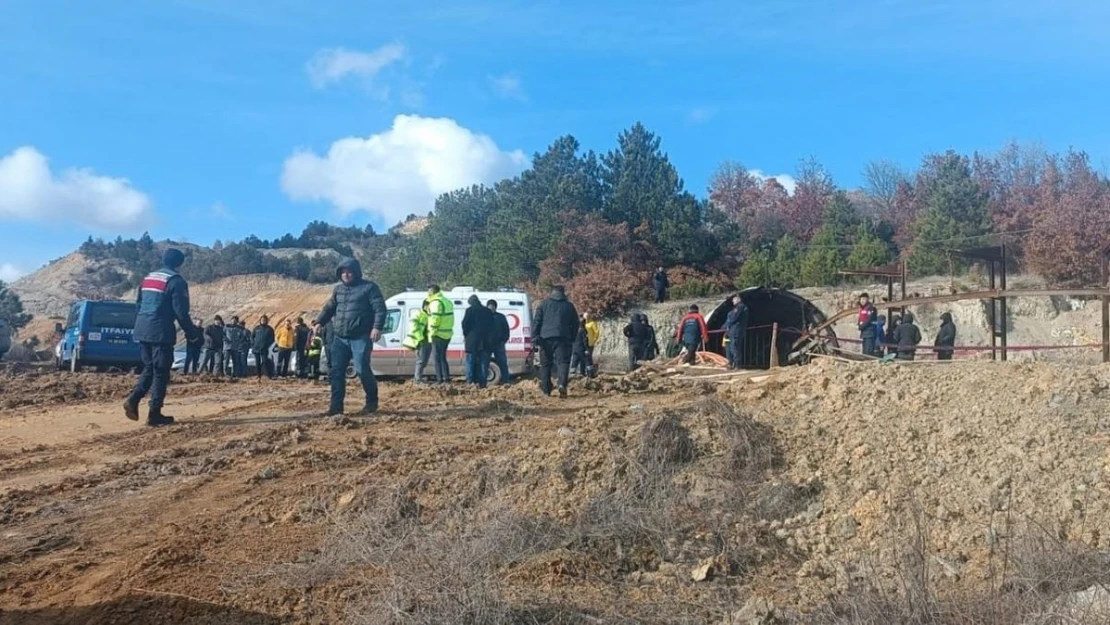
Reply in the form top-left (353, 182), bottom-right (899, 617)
top-left (1, 361), bottom-right (1109, 624)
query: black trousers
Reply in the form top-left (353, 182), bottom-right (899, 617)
top-left (682, 341), bottom-right (699, 365)
top-left (538, 338), bottom-right (571, 395)
top-left (295, 348), bottom-right (308, 377)
top-left (254, 351), bottom-right (274, 378)
top-left (128, 342), bottom-right (174, 412)
top-left (936, 351), bottom-right (953, 361)
top-left (628, 343), bottom-right (644, 371)
top-left (202, 348), bottom-right (223, 374)
top-left (184, 346), bottom-right (201, 374)
top-left (277, 348), bottom-right (292, 376)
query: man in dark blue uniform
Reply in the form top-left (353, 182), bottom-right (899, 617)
top-left (124, 249), bottom-right (202, 426)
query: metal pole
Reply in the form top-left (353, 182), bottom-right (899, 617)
top-left (1103, 254), bottom-right (1109, 364)
top-left (999, 245), bottom-right (1008, 362)
top-left (770, 323), bottom-right (780, 368)
top-left (988, 263), bottom-right (997, 361)
top-left (900, 261), bottom-right (908, 321)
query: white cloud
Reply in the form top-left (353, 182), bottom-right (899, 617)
top-left (190, 202), bottom-right (234, 221)
top-left (0, 263), bottom-right (25, 283)
top-left (750, 169), bottom-right (797, 195)
top-left (281, 115), bottom-right (527, 225)
top-left (0, 147), bottom-right (154, 230)
top-left (306, 43), bottom-right (406, 89)
top-left (688, 107), bottom-right (716, 124)
top-left (489, 73), bottom-right (526, 101)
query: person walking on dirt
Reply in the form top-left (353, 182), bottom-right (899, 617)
top-left (652, 267), bottom-right (669, 304)
top-left (202, 315), bottom-right (225, 375)
top-left (426, 285), bottom-right (454, 385)
top-left (275, 319), bottom-right (294, 377)
top-left (934, 312), bottom-right (957, 361)
top-left (723, 295), bottom-right (749, 370)
top-left (293, 317), bottom-right (311, 378)
top-left (315, 258), bottom-right (387, 416)
top-left (124, 248), bottom-right (203, 427)
top-left (462, 294), bottom-right (495, 388)
top-left (252, 316), bottom-right (276, 379)
top-left (676, 305), bottom-right (709, 366)
top-left (487, 300), bottom-right (513, 385)
top-left (184, 318), bottom-right (204, 374)
top-left (893, 312), bottom-right (922, 361)
top-left (623, 313), bottom-right (650, 371)
top-left (532, 285), bottom-right (579, 398)
top-left (857, 293), bottom-right (878, 356)
top-left (222, 316), bottom-right (243, 377)
top-left (404, 303), bottom-right (432, 384)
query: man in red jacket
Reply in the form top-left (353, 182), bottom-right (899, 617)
top-left (675, 305), bottom-right (709, 365)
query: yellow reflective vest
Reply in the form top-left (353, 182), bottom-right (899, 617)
top-left (426, 293), bottom-right (454, 341)
top-left (307, 335), bottom-right (323, 357)
top-left (403, 309), bottom-right (430, 350)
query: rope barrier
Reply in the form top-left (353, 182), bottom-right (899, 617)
top-left (831, 334), bottom-right (1103, 352)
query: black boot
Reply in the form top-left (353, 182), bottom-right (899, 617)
top-left (147, 410), bottom-right (176, 427)
top-left (123, 400), bottom-right (139, 421)
top-left (359, 403), bottom-right (378, 416)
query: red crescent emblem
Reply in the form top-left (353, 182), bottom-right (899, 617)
top-left (506, 313), bottom-right (521, 331)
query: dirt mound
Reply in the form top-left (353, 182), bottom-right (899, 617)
top-left (723, 359), bottom-right (1110, 606)
top-left (0, 370), bottom-right (236, 411)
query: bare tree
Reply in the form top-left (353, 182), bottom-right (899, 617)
top-left (862, 160), bottom-right (910, 214)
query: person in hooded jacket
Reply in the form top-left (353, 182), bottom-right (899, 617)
top-left (623, 313), bottom-right (650, 371)
top-left (252, 316), bottom-right (276, 379)
top-left (315, 258), bottom-right (387, 416)
top-left (236, 320), bottom-right (252, 376)
top-left (462, 294), bottom-right (495, 388)
top-left (404, 302), bottom-right (431, 383)
top-left (893, 312), bottom-right (922, 360)
top-left (723, 295), bottom-right (749, 369)
top-left (125, 248), bottom-right (203, 427)
top-left (531, 285), bottom-right (579, 397)
top-left (675, 305), bottom-right (709, 365)
top-left (294, 317), bottom-right (311, 378)
top-left (934, 312), bottom-right (957, 361)
top-left (857, 293), bottom-right (878, 356)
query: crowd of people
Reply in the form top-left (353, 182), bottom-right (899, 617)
top-left (179, 314), bottom-right (324, 380)
top-left (855, 292), bottom-right (957, 361)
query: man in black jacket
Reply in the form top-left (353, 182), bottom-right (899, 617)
top-left (184, 318), bottom-right (204, 374)
top-left (531, 285), bottom-right (578, 398)
top-left (315, 258), bottom-right (387, 416)
top-left (723, 295), bottom-right (749, 370)
top-left (934, 312), bottom-right (957, 361)
top-left (293, 317), bottom-right (311, 378)
top-left (623, 314), bottom-right (650, 371)
top-left (893, 312), bottom-right (923, 361)
top-left (652, 267), bottom-right (669, 304)
top-left (487, 300), bottom-right (512, 385)
top-left (223, 316), bottom-right (242, 377)
top-left (252, 316), bottom-right (276, 379)
top-left (124, 248), bottom-right (202, 426)
top-left (462, 294), bottom-right (494, 388)
top-left (202, 315), bottom-right (225, 375)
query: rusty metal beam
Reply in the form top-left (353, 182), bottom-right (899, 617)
top-left (792, 288), bottom-right (1110, 350)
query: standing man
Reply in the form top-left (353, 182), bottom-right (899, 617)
top-left (404, 303), bottom-right (431, 384)
top-left (124, 248), bottom-right (202, 426)
top-left (425, 285), bottom-right (454, 385)
top-left (293, 317), bottom-right (311, 378)
top-left (893, 312), bottom-right (923, 360)
top-left (236, 319), bottom-right (252, 376)
top-left (723, 295), bottom-right (749, 370)
top-left (252, 316), bottom-right (276, 379)
top-left (202, 315), bottom-right (225, 375)
top-left (306, 322), bottom-right (324, 381)
top-left (652, 267), bottom-right (669, 304)
top-left (531, 285), bottom-right (578, 398)
top-left (315, 258), bottom-right (387, 416)
top-left (184, 318), bottom-right (204, 374)
top-left (857, 293), bottom-right (878, 356)
top-left (583, 312), bottom-right (600, 377)
top-left (934, 312), bottom-right (957, 361)
top-left (675, 305), bottom-right (709, 366)
top-left (461, 294), bottom-right (494, 388)
top-left (223, 316), bottom-right (242, 377)
top-left (487, 300), bottom-right (512, 385)
top-left (275, 319), bottom-right (295, 377)
top-left (623, 313), bottom-right (649, 371)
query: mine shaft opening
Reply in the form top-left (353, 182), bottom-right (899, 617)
top-left (705, 287), bottom-right (836, 369)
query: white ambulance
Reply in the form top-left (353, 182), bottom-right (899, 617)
top-left (371, 287), bottom-right (534, 383)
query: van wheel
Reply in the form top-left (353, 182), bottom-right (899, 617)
top-left (487, 362), bottom-right (503, 386)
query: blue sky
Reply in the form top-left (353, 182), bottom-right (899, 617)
top-left (2, 0), bottom-right (1108, 281)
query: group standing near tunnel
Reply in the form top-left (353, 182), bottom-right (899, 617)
top-left (120, 250), bottom-right (964, 427)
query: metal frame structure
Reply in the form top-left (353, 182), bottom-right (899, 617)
top-left (952, 245), bottom-right (1008, 361)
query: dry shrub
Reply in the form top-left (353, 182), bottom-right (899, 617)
top-left (563, 260), bottom-right (645, 316)
top-left (806, 508), bottom-right (1110, 625)
top-left (667, 266), bottom-right (735, 299)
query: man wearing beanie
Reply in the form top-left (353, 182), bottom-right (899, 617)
top-left (125, 248), bottom-right (203, 426)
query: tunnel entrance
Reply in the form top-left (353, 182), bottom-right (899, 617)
top-left (705, 287), bottom-right (836, 369)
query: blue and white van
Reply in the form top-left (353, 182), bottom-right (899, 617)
top-left (56, 300), bottom-right (142, 372)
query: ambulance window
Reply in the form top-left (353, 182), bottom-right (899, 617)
top-left (509, 301), bottom-right (524, 306)
top-left (454, 300), bottom-right (463, 306)
top-left (383, 309), bottom-right (401, 334)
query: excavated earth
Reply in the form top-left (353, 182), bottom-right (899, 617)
top-left (1, 361), bottom-right (1109, 624)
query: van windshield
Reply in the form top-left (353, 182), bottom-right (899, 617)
top-left (89, 305), bottom-right (138, 329)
